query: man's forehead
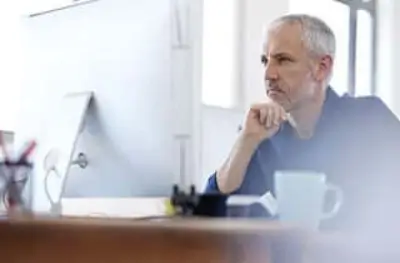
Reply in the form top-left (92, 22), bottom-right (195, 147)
top-left (262, 23), bottom-right (304, 55)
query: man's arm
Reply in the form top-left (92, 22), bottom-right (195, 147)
top-left (212, 133), bottom-right (261, 194)
top-left (204, 134), bottom-right (278, 194)
top-left (354, 96), bottom-right (400, 230)
top-left (203, 135), bottom-right (279, 217)
top-left (205, 101), bottom-right (287, 194)
top-left (204, 133), bottom-right (259, 194)
top-left (361, 97), bottom-right (400, 169)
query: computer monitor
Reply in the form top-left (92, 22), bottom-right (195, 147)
top-left (15, 0), bottom-right (180, 212)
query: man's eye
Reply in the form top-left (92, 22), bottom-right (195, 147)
top-left (261, 56), bottom-right (268, 66)
top-left (278, 57), bottom-right (291, 63)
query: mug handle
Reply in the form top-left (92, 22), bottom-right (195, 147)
top-left (321, 183), bottom-right (344, 220)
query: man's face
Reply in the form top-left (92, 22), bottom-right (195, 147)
top-left (262, 23), bottom-right (330, 111)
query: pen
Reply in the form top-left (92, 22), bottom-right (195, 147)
top-left (16, 140), bottom-right (37, 163)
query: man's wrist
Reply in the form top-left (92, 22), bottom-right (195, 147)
top-left (238, 132), bottom-right (264, 149)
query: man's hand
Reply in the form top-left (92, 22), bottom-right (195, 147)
top-left (242, 101), bottom-right (287, 142)
top-left (214, 100), bottom-right (287, 194)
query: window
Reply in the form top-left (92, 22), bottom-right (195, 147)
top-left (289, 0), bottom-right (376, 96)
top-left (290, 0), bottom-right (349, 96)
top-left (355, 9), bottom-right (373, 96)
top-left (201, 0), bottom-right (241, 108)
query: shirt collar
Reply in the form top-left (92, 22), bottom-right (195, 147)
top-left (315, 86), bottom-right (341, 129)
top-left (320, 86), bottom-right (340, 117)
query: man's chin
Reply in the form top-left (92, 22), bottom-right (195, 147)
top-left (267, 95), bottom-right (290, 111)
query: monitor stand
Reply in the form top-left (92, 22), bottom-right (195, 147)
top-left (38, 91), bottom-right (93, 215)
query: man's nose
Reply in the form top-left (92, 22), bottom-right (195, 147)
top-left (264, 62), bottom-right (278, 81)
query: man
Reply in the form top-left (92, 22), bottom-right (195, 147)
top-left (204, 14), bottom-right (400, 231)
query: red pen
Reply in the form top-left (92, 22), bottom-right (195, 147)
top-left (17, 140), bottom-right (37, 163)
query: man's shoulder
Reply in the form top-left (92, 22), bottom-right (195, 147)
top-left (338, 93), bottom-right (400, 126)
top-left (339, 93), bottom-right (387, 110)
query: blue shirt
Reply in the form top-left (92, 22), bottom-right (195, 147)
top-left (204, 87), bottom-right (400, 231)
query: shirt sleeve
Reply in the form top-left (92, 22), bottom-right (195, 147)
top-left (204, 171), bottom-right (221, 193)
top-left (203, 140), bottom-right (279, 194)
top-left (202, 140), bottom-right (279, 218)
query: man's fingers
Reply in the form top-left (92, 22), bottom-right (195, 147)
top-left (270, 107), bottom-right (277, 127)
top-left (259, 108), bottom-right (267, 125)
top-left (273, 107), bottom-right (282, 126)
top-left (279, 107), bottom-right (288, 121)
top-left (265, 107), bottom-right (272, 128)
top-left (251, 102), bottom-right (286, 128)
top-left (269, 105), bottom-right (285, 127)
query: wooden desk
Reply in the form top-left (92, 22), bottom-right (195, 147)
top-left (0, 215), bottom-right (399, 263)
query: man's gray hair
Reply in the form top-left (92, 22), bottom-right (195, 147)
top-left (270, 14), bottom-right (336, 60)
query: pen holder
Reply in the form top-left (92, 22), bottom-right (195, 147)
top-left (0, 161), bottom-right (33, 213)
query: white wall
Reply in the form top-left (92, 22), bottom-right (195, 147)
top-left (200, 106), bottom-right (244, 188)
top-left (242, 0), bottom-right (289, 108)
top-left (376, 0), bottom-right (399, 115)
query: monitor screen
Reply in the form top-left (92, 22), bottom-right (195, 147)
top-left (16, 0), bottom-right (178, 212)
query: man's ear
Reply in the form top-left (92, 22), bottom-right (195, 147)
top-left (314, 55), bottom-right (333, 82)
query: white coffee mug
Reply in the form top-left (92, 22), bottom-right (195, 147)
top-left (273, 170), bottom-right (343, 230)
